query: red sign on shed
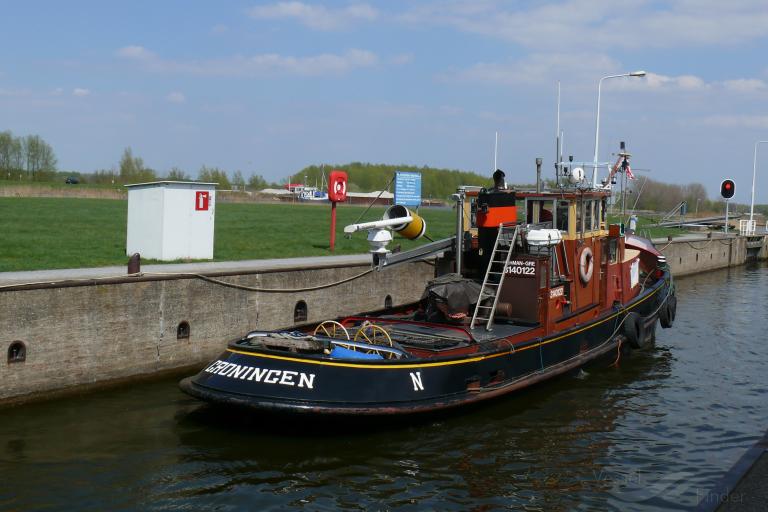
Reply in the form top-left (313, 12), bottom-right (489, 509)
top-left (195, 191), bottom-right (210, 211)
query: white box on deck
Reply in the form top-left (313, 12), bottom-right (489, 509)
top-left (126, 181), bottom-right (217, 261)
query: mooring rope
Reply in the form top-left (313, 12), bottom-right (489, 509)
top-left (189, 269), bottom-right (374, 293)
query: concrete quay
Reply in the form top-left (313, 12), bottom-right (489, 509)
top-left (0, 255), bottom-right (434, 405)
top-left (651, 233), bottom-right (767, 277)
top-left (695, 429), bottom-right (768, 511)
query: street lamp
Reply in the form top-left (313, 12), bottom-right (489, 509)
top-left (592, 70), bottom-right (647, 187)
top-left (750, 140), bottom-right (768, 225)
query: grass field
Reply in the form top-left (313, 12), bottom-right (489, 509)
top-left (0, 197), bottom-right (694, 272)
top-left (0, 197), bottom-right (456, 272)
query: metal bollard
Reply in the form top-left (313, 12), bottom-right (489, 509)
top-left (128, 253), bottom-right (141, 274)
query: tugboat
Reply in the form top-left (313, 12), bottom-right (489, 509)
top-left (180, 145), bottom-right (677, 415)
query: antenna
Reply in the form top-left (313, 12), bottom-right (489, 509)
top-left (555, 81), bottom-right (561, 178)
top-left (494, 131), bottom-right (499, 171)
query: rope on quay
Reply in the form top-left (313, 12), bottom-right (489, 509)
top-left (188, 269), bottom-right (374, 293)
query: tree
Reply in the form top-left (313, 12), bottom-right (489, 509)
top-left (198, 165), bottom-right (231, 189)
top-left (248, 173), bottom-right (269, 190)
top-left (119, 147), bottom-right (156, 183)
top-left (232, 170), bottom-right (246, 190)
top-left (0, 131), bottom-right (15, 175)
top-left (166, 167), bottom-right (189, 181)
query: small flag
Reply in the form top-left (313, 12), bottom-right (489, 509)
top-left (626, 163), bottom-right (635, 180)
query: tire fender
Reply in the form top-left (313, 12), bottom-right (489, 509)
top-left (623, 312), bottom-right (647, 349)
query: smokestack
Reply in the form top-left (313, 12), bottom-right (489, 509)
top-left (536, 157), bottom-right (543, 193)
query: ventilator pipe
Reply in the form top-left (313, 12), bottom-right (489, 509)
top-left (343, 215), bottom-right (414, 234)
top-left (383, 205), bottom-right (427, 240)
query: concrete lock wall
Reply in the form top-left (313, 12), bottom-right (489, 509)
top-left (657, 236), bottom-right (752, 277)
top-left (0, 262), bottom-right (434, 404)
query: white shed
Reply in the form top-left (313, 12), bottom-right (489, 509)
top-left (125, 181), bottom-right (217, 261)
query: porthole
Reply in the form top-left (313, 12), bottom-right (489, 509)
top-left (294, 300), bottom-right (308, 323)
top-left (385, 295), bottom-right (393, 309)
top-left (7, 341), bottom-right (26, 364)
top-left (177, 321), bottom-right (190, 340)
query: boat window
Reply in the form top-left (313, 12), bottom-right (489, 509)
top-left (556, 201), bottom-right (569, 232)
top-left (576, 200), bottom-right (583, 233)
top-left (540, 200), bottom-right (554, 228)
top-left (609, 239), bottom-right (618, 263)
top-left (585, 200), bottom-right (594, 232)
top-left (601, 198), bottom-right (607, 227)
top-left (384, 295), bottom-right (393, 309)
top-left (526, 200), bottom-right (537, 224)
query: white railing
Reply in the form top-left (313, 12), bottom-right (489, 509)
top-left (739, 219), bottom-right (757, 236)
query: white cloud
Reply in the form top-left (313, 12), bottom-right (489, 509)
top-left (390, 53), bottom-right (414, 65)
top-left (117, 46), bottom-right (378, 76)
top-left (248, 2), bottom-right (378, 30)
top-left (722, 78), bottom-right (767, 92)
top-left (166, 91), bottom-right (186, 103)
top-left (399, 0), bottom-right (768, 50)
top-left (72, 88), bottom-right (91, 97)
top-left (628, 72), bottom-right (709, 91)
top-left (702, 115), bottom-right (768, 129)
top-left (0, 88), bottom-right (31, 97)
top-left (448, 52), bottom-right (620, 86)
top-left (116, 45), bottom-right (157, 61)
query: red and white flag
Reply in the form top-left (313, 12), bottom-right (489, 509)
top-left (626, 163), bottom-right (636, 180)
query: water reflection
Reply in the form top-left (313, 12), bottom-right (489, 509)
top-left (1, 263), bottom-right (767, 511)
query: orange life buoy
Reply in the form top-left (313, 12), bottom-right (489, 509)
top-left (579, 246), bottom-right (594, 284)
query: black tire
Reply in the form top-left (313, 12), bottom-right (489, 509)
top-left (659, 294), bottom-right (677, 329)
top-left (623, 312), bottom-right (647, 349)
top-left (668, 295), bottom-right (677, 322)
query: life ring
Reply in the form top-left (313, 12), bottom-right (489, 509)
top-left (659, 294), bottom-right (677, 329)
top-left (623, 312), bottom-right (647, 349)
top-left (579, 246), bottom-right (594, 284)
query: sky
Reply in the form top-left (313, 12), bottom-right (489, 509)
top-left (2, 1), bottom-right (768, 201)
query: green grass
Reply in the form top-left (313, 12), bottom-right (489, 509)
top-left (609, 214), bottom-right (693, 239)
top-left (0, 198), bottom-right (456, 271)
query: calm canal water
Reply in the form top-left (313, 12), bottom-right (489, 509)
top-left (2, 263), bottom-right (768, 511)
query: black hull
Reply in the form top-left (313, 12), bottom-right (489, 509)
top-left (180, 279), bottom-right (671, 416)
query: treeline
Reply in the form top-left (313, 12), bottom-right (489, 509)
top-left (628, 177), bottom-right (768, 216)
top-left (292, 162), bottom-right (491, 199)
top-left (629, 178), bottom-right (711, 213)
top-left (0, 131), bottom-right (57, 181)
top-left (77, 148), bottom-right (278, 190)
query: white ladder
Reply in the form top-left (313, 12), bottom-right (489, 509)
top-left (470, 224), bottom-right (520, 331)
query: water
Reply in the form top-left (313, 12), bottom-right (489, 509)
top-left (2, 263), bottom-right (768, 511)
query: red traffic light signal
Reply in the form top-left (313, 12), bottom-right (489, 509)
top-left (720, 179), bottom-right (735, 199)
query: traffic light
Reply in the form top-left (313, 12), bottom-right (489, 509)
top-left (720, 179), bottom-right (735, 199)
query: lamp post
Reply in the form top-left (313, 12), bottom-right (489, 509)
top-left (592, 70), bottom-right (647, 187)
top-left (750, 140), bottom-right (768, 225)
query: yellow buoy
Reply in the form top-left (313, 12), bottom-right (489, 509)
top-left (384, 205), bottom-right (427, 240)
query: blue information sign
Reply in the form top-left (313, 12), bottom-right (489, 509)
top-left (394, 171), bottom-right (422, 207)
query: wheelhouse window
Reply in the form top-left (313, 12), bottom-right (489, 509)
top-left (609, 239), bottom-right (618, 263)
top-left (576, 200), bottom-right (583, 233)
top-left (556, 201), bottom-right (570, 232)
top-left (526, 199), bottom-right (554, 227)
top-left (585, 200), bottom-right (594, 232)
top-left (601, 198), bottom-right (607, 227)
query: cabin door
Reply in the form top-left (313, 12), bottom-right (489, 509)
top-left (600, 238), bottom-right (609, 306)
